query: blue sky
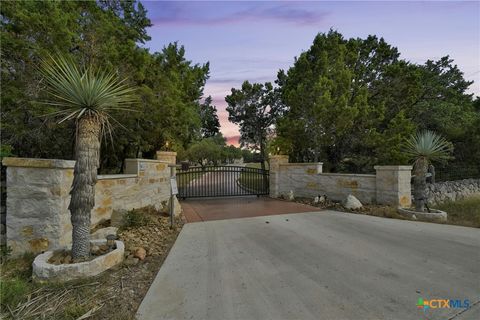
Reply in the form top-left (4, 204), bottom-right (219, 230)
top-left (142, 1), bottom-right (480, 144)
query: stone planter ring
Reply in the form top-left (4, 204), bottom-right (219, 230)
top-left (32, 239), bottom-right (125, 283)
top-left (397, 207), bottom-right (447, 222)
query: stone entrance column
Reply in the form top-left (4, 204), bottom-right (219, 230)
top-left (374, 165), bottom-right (413, 208)
top-left (269, 155), bottom-right (289, 198)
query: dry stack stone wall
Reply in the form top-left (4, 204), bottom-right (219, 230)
top-left (269, 155), bottom-right (412, 208)
top-left (426, 179), bottom-right (480, 205)
top-left (2, 152), bottom-right (179, 256)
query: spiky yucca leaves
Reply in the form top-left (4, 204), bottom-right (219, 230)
top-left (41, 55), bottom-right (136, 259)
top-left (405, 130), bottom-right (452, 211)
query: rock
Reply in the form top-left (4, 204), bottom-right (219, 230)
top-left (288, 190), bottom-right (294, 201)
top-left (133, 247), bottom-right (146, 260)
top-left (168, 196), bottom-right (182, 217)
top-left (63, 255), bottom-right (72, 264)
top-left (319, 195), bottom-right (326, 203)
top-left (91, 245), bottom-right (100, 254)
top-left (91, 227), bottom-right (118, 240)
top-left (313, 196), bottom-right (319, 204)
top-left (343, 194), bottom-right (363, 210)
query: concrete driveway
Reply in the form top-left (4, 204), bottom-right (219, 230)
top-left (137, 211), bottom-right (480, 320)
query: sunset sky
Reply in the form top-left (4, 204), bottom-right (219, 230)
top-left (142, 1), bottom-right (480, 146)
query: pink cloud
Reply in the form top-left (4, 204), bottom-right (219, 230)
top-left (150, 3), bottom-right (329, 27)
top-left (226, 135), bottom-right (240, 147)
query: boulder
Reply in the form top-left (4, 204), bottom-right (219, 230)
top-left (133, 247), bottom-right (147, 260)
top-left (91, 227), bottom-right (118, 240)
top-left (343, 194), bottom-right (363, 210)
top-left (167, 196), bottom-right (182, 217)
top-left (288, 190), bottom-right (294, 201)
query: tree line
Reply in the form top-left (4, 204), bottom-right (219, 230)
top-left (1, 0), bottom-right (236, 172)
top-left (226, 30), bottom-right (480, 173)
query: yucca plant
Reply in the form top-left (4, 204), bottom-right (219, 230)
top-left (41, 55), bottom-right (136, 260)
top-left (404, 130), bottom-right (452, 212)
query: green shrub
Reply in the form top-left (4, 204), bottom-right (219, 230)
top-left (122, 209), bottom-right (150, 228)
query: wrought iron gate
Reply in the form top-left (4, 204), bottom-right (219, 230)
top-left (176, 165), bottom-right (269, 198)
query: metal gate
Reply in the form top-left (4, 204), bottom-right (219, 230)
top-left (176, 165), bottom-right (269, 198)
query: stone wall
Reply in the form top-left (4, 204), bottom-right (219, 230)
top-left (270, 155), bottom-right (412, 207)
top-left (2, 153), bottom-right (179, 255)
top-left (426, 179), bottom-right (480, 205)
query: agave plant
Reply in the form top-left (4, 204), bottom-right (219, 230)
top-left (404, 130), bottom-right (452, 212)
top-left (41, 55), bottom-right (136, 259)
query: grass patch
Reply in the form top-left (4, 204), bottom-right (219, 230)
top-left (0, 277), bottom-right (30, 309)
top-left (239, 163), bottom-right (269, 192)
top-left (238, 171), bottom-right (268, 192)
top-left (436, 196), bottom-right (480, 228)
top-left (0, 253), bottom-right (36, 313)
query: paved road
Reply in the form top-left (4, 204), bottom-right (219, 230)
top-left (179, 169), bottom-right (247, 197)
top-left (137, 211), bottom-right (480, 320)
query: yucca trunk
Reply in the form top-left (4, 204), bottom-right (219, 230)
top-left (69, 115), bottom-right (101, 260)
top-left (413, 157), bottom-right (428, 212)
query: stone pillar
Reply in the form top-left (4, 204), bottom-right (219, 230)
top-left (269, 155), bottom-right (289, 198)
top-left (155, 151), bottom-right (177, 165)
top-left (374, 165), bottom-right (413, 208)
top-left (2, 158), bottom-right (75, 255)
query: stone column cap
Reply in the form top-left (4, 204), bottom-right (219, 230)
top-left (125, 158), bottom-right (169, 163)
top-left (280, 162), bottom-right (323, 166)
top-left (269, 154), bottom-right (289, 159)
top-left (374, 165), bottom-right (413, 171)
top-left (156, 151), bottom-right (177, 155)
top-left (2, 157), bottom-right (75, 169)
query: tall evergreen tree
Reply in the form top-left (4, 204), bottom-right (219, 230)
top-left (225, 81), bottom-right (284, 171)
top-left (199, 96), bottom-right (220, 138)
top-left (276, 30), bottom-right (477, 172)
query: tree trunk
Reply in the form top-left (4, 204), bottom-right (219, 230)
top-left (259, 142), bottom-right (269, 193)
top-left (69, 115), bottom-right (101, 260)
top-left (413, 158), bottom-right (428, 212)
